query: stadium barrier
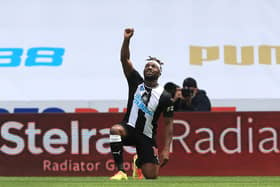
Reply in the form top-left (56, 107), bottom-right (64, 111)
top-left (1, 112), bottom-right (280, 176)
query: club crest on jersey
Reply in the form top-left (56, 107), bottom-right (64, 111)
top-left (140, 85), bottom-right (145, 92)
top-left (134, 94), bottom-right (154, 116)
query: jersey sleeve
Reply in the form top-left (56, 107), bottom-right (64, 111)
top-left (161, 91), bottom-right (175, 118)
top-left (126, 69), bottom-right (143, 88)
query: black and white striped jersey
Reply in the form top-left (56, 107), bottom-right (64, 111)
top-left (122, 70), bottom-right (174, 139)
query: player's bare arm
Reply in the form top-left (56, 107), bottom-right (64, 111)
top-left (120, 28), bottom-right (134, 78)
top-left (160, 117), bottom-right (173, 167)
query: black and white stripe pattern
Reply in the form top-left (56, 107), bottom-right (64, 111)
top-left (122, 70), bottom-right (174, 139)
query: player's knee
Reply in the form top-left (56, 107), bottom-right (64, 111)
top-left (110, 124), bottom-right (125, 136)
top-left (110, 125), bottom-right (119, 135)
top-left (144, 174), bottom-right (158, 179)
top-left (142, 164), bottom-right (159, 179)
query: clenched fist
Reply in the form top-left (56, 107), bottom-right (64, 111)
top-left (124, 28), bottom-right (134, 39)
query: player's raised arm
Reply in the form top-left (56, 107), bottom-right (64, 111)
top-left (120, 28), bottom-right (134, 78)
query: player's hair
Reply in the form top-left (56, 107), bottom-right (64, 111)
top-left (146, 56), bottom-right (164, 72)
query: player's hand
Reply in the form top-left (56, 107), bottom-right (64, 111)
top-left (160, 150), bottom-right (170, 168)
top-left (124, 28), bottom-right (134, 39)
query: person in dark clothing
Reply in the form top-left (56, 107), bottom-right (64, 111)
top-left (175, 77), bottom-right (211, 111)
top-left (163, 82), bottom-right (179, 101)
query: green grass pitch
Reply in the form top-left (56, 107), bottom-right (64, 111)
top-left (1, 176), bottom-right (280, 187)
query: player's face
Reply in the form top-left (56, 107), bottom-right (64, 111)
top-left (143, 62), bottom-right (161, 81)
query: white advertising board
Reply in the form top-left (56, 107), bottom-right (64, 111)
top-left (0, 0), bottom-right (279, 102)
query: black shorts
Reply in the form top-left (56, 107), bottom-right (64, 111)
top-left (121, 123), bottom-right (159, 166)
